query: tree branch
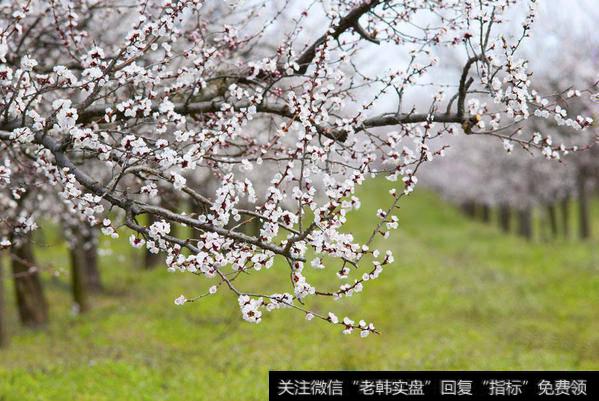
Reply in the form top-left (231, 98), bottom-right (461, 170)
top-left (295, 0), bottom-right (383, 74)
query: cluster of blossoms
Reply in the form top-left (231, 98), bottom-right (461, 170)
top-left (238, 295), bottom-right (264, 323)
top-left (0, 0), bottom-right (595, 336)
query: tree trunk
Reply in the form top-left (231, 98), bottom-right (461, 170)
top-left (69, 246), bottom-right (91, 314)
top-left (461, 201), bottom-right (476, 218)
top-left (547, 204), bottom-right (558, 239)
top-left (481, 205), bottom-right (491, 223)
top-left (144, 251), bottom-right (162, 270)
top-left (82, 229), bottom-right (102, 292)
top-left (498, 205), bottom-right (511, 233)
top-left (144, 213), bottom-right (162, 269)
top-left (577, 174), bottom-right (591, 240)
top-left (11, 239), bottom-right (48, 327)
top-left (561, 196), bottom-right (570, 239)
top-left (517, 208), bottom-right (533, 240)
top-left (0, 256), bottom-right (7, 348)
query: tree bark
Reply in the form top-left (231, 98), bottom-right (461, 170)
top-left (69, 246), bottom-right (91, 314)
top-left (517, 208), bottom-right (533, 240)
top-left (461, 201), bottom-right (476, 218)
top-left (577, 174), bottom-right (591, 240)
top-left (561, 196), bottom-right (570, 239)
top-left (481, 205), bottom-right (491, 223)
top-left (82, 229), bottom-right (102, 292)
top-left (498, 205), bottom-right (511, 233)
top-left (11, 239), bottom-right (48, 327)
top-left (546, 204), bottom-right (558, 239)
top-left (0, 256), bottom-right (7, 348)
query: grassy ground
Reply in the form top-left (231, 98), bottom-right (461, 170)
top-left (1, 179), bottom-right (598, 401)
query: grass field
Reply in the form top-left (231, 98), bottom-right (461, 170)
top-left (1, 179), bottom-right (598, 401)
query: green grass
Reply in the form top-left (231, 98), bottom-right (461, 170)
top-left (1, 179), bottom-right (598, 401)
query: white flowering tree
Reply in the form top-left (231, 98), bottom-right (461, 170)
top-left (0, 0), bottom-right (594, 335)
top-left (420, 135), bottom-right (578, 239)
top-left (420, 0), bottom-right (598, 240)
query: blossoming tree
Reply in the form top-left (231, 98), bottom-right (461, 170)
top-left (0, 0), bottom-right (594, 335)
top-left (420, 1), bottom-right (598, 240)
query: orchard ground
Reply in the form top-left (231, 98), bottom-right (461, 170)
top-left (1, 179), bottom-right (598, 401)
